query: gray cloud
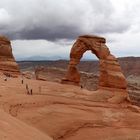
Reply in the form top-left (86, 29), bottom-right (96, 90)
top-left (0, 0), bottom-right (133, 41)
top-left (15, 25), bottom-right (82, 40)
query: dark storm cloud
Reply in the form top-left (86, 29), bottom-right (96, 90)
top-left (0, 0), bottom-right (133, 41)
top-left (9, 25), bottom-right (82, 41)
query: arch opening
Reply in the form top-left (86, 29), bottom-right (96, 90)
top-left (78, 50), bottom-right (99, 91)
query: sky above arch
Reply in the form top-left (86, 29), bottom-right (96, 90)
top-left (0, 0), bottom-right (140, 60)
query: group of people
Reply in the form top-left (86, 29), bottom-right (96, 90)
top-left (2, 73), bottom-right (37, 95)
top-left (4, 73), bottom-right (84, 96)
top-left (21, 78), bottom-right (33, 95)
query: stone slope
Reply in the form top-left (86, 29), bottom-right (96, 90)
top-left (0, 77), bottom-right (139, 140)
top-left (0, 109), bottom-right (52, 140)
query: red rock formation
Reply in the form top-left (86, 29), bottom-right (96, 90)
top-left (62, 35), bottom-right (128, 96)
top-left (0, 35), bottom-right (20, 76)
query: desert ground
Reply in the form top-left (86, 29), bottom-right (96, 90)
top-left (0, 74), bottom-right (140, 140)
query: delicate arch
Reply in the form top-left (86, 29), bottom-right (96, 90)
top-left (61, 35), bottom-right (127, 91)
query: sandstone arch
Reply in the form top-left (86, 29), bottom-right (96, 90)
top-left (62, 35), bottom-right (127, 92)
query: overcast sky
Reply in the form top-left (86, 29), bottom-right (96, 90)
top-left (0, 0), bottom-right (140, 60)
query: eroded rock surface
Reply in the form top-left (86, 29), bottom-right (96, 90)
top-left (0, 35), bottom-right (20, 76)
top-left (0, 77), bottom-right (139, 140)
top-left (62, 35), bottom-right (128, 101)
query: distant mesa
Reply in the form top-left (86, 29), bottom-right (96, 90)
top-left (62, 35), bottom-right (129, 103)
top-left (0, 35), bottom-right (20, 77)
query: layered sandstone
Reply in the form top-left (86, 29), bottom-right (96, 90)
top-left (0, 77), bottom-right (139, 140)
top-left (0, 35), bottom-right (20, 76)
top-left (62, 35), bottom-right (128, 100)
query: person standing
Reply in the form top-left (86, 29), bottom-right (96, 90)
top-left (26, 84), bottom-right (28, 90)
top-left (30, 89), bottom-right (33, 95)
top-left (21, 79), bottom-right (24, 84)
top-left (4, 77), bottom-right (7, 81)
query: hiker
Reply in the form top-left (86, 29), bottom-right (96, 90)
top-left (21, 79), bottom-right (24, 84)
top-left (26, 84), bottom-right (29, 95)
top-left (4, 77), bottom-right (7, 81)
top-left (27, 90), bottom-right (30, 95)
top-left (30, 89), bottom-right (33, 95)
top-left (80, 85), bottom-right (83, 89)
top-left (26, 84), bottom-right (28, 90)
